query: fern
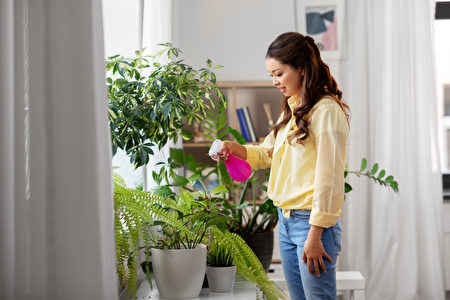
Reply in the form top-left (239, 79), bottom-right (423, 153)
top-left (114, 176), bottom-right (197, 298)
top-left (212, 227), bottom-right (287, 300)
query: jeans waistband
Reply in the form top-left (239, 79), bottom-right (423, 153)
top-left (290, 209), bottom-right (311, 215)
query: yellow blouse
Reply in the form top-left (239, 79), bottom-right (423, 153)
top-left (244, 96), bottom-right (349, 228)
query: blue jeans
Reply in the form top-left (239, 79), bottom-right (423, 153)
top-left (277, 208), bottom-right (342, 300)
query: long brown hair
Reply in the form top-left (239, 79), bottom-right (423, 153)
top-left (266, 32), bottom-right (350, 144)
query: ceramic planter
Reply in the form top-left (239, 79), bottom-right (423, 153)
top-left (150, 244), bottom-right (206, 299)
top-left (205, 265), bottom-right (236, 293)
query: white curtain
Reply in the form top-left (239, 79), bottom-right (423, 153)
top-left (0, 0), bottom-right (118, 299)
top-left (339, 0), bottom-right (445, 299)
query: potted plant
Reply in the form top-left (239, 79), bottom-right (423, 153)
top-left (206, 238), bottom-right (236, 293)
top-left (114, 171), bottom-right (231, 299)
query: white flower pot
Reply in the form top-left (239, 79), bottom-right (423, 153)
top-left (151, 244), bottom-right (206, 299)
top-left (206, 265), bottom-right (236, 293)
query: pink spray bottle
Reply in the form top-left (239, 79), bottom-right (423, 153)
top-left (209, 139), bottom-right (252, 182)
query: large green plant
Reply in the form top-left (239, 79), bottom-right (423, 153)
top-left (106, 43), bottom-right (226, 168)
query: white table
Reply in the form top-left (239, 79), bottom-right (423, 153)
top-left (136, 275), bottom-right (259, 300)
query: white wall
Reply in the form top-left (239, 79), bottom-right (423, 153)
top-left (172, 0), bottom-right (297, 81)
top-left (172, 0), bottom-right (342, 83)
top-left (102, 0), bottom-right (141, 58)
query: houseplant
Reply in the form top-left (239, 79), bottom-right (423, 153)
top-left (114, 172), bottom-right (231, 299)
top-left (206, 238), bottom-right (236, 293)
top-left (106, 43), bottom-right (226, 169)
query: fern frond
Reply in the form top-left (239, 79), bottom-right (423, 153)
top-left (212, 228), bottom-right (286, 300)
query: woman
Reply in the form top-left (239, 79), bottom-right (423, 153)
top-left (211, 32), bottom-right (350, 299)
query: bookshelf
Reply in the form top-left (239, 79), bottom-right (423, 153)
top-left (183, 80), bottom-right (280, 164)
top-left (216, 81), bottom-right (277, 133)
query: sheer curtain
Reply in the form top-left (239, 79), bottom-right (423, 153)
top-left (339, 0), bottom-right (445, 299)
top-left (0, 0), bottom-right (117, 299)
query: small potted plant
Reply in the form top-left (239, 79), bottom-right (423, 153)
top-left (206, 238), bottom-right (236, 293)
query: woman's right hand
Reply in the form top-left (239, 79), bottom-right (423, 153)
top-left (210, 141), bottom-right (247, 162)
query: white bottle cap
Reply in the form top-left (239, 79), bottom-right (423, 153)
top-left (209, 139), bottom-right (222, 156)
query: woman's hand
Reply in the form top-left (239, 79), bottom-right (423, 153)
top-left (210, 141), bottom-right (247, 162)
top-left (302, 225), bottom-right (332, 277)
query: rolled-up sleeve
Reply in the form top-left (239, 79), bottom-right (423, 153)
top-left (244, 130), bottom-right (275, 170)
top-left (309, 105), bottom-right (349, 228)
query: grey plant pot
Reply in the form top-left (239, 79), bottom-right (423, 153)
top-left (151, 244), bottom-right (206, 299)
top-left (205, 265), bottom-right (236, 293)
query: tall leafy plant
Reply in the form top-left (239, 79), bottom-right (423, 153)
top-left (106, 43), bottom-right (226, 168)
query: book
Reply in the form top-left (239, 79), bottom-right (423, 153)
top-left (243, 106), bottom-right (257, 142)
top-left (236, 108), bottom-right (251, 142)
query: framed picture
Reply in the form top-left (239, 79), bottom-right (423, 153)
top-left (296, 0), bottom-right (346, 60)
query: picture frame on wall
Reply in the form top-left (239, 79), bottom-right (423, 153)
top-left (296, 0), bottom-right (346, 60)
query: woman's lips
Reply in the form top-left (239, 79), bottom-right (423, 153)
top-left (278, 87), bottom-right (286, 93)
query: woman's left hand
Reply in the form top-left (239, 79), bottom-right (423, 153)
top-left (302, 226), bottom-right (332, 277)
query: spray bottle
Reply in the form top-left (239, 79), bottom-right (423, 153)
top-left (209, 139), bottom-right (251, 182)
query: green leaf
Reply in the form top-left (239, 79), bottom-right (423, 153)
top-left (370, 163), bottom-right (379, 175)
top-left (149, 185), bottom-right (173, 196)
top-left (222, 201), bottom-right (235, 210)
top-left (170, 148), bottom-right (185, 164)
top-left (377, 170), bottom-right (386, 179)
top-left (206, 216), bottom-right (229, 227)
top-left (172, 175), bottom-right (189, 187)
top-left (207, 58), bottom-right (212, 68)
top-left (211, 185), bottom-right (229, 195)
top-left (108, 108), bottom-right (117, 119)
top-left (235, 201), bottom-right (250, 210)
top-left (188, 173), bottom-right (202, 183)
top-left (360, 158), bottom-right (367, 172)
top-left (228, 127), bottom-right (246, 145)
top-left (345, 182), bottom-right (353, 193)
top-left (385, 175), bottom-right (394, 183)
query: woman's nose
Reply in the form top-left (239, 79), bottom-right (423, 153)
top-left (272, 77), bottom-right (279, 86)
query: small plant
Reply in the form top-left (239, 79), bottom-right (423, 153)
top-left (345, 158), bottom-right (399, 194)
top-left (207, 239), bottom-right (233, 267)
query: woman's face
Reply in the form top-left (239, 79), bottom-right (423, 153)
top-left (266, 57), bottom-right (302, 98)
